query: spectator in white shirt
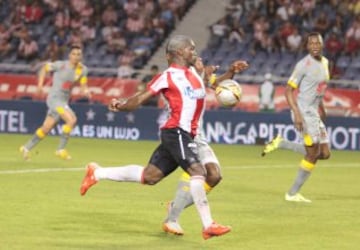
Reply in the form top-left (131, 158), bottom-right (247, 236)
top-left (17, 32), bottom-right (38, 61)
top-left (259, 73), bottom-right (275, 112)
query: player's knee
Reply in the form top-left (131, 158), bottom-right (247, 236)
top-left (319, 152), bottom-right (331, 160)
top-left (206, 174), bottom-right (222, 187)
top-left (142, 167), bottom-right (163, 185)
top-left (68, 117), bottom-right (77, 127)
top-left (142, 176), bottom-right (161, 185)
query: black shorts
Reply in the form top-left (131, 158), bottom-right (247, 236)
top-left (149, 128), bottom-right (200, 177)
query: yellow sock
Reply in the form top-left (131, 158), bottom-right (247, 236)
top-left (36, 128), bottom-right (46, 139)
top-left (300, 159), bottom-right (315, 171)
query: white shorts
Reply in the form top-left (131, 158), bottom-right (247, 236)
top-left (194, 135), bottom-right (220, 166)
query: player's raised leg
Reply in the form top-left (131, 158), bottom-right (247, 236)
top-left (20, 115), bottom-right (57, 160)
top-left (262, 135), bottom-right (307, 156)
top-left (80, 162), bottom-right (146, 196)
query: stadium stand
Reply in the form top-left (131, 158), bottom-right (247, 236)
top-left (0, 0), bottom-right (197, 76)
top-left (200, 0), bottom-right (360, 84)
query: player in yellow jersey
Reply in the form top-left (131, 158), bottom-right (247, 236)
top-left (20, 45), bottom-right (91, 160)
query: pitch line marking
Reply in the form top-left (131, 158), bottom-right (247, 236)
top-left (0, 163), bottom-right (358, 175)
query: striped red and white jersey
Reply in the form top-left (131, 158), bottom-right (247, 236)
top-left (147, 63), bottom-right (206, 137)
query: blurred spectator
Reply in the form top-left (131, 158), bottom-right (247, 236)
top-left (228, 22), bottom-right (245, 44)
top-left (225, 0), bottom-right (244, 21)
top-left (302, 0), bottom-right (316, 14)
top-left (313, 11), bottom-right (330, 36)
top-left (0, 24), bottom-right (11, 44)
top-left (251, 32), bottom-right (274, 55)
top-left (13, 25), bottom-right (28, 40)
top-left (101, 22), bottom-right (120, 41)
top-left (117, 61), bottom-right (134, 79)
top-left (276, 0), bottom-right (295, 22)
top-left (70, 14), bottom-right (82, 30)
top-left (124, 0), bottom-right (140, 16)
top-left (253, 15), bottom-right (270, 42)
top-left (264, 0), bottom-right (279, 19)
top-left (348, 0), bottom-right (360, 15)
top-left (274, 20), bottom-right (295, 52)
top-left (24, 0), bottom-right (44, 23)
top-left (125, 12), bottom-right (145, 37)
top-left (330, 13), bottom-right (345, 36)
top-left (42, 40), bottom-right (60, 61)
top-left (17, 33), bottom-right (38, 61)
top-left (101, 4), bottom-right (118, 26)
top-left (80, 18), bottom-right (96, 41)
top-left (325, 32), bottom-right (343, 61)
top-left (53, 28), bottom-right (69, 57)
top-left (329, 60), bottom-right (342, 80)
top-left (106, 31), bottom-right (127, 53)
top-left (259, 73), bottom-right (275, 112)
top-left (209, 17), bottom-right (229, 48)
top-left (345, 16), bottom-right (360, 56)
top-left (8, 14), bottom-right (24, 34)
top-left (68, 29), bottom-right (83, 46)
top-left (286, 27), bottom-right (302, 52)
top-left (79, 0), bottom-right (94, 21)
top-left (54, 2), bottom-right (70, 29)
top-left (0, 24), bottom-right (11, 56)
top-left (0, 23), bottom-right (11, 57)
top-left (118, 49), bottom-right (135, 66)
top-left (131, 29), bottom-right (155, 57)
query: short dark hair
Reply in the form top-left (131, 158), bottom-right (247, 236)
top-left (69, 44), bottom-right (82, 51)
top-left (150, 65), bottom-right (159, 70)
top-left (306, 32), bottom-right (322, 44)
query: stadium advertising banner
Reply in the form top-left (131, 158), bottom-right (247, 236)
top-left (203, 110), bottom-right (360, 151)
top-left (0, 100), bottom-right (160, 141)
top-left (1, 73), bottom-right (360, 116)
top-left (0, 100), bottom-right (359, 150)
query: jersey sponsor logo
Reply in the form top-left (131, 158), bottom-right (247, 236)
top-left (183, 86), bottom-right (206, 99)
top-left (62, 82), bottom-right (72, 90)
top-left (316, 81), bottom-right (327, 96)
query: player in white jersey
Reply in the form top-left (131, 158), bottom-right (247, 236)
top-left (80, 35), bottom-right (233, 240)
top-left (20, 45), bottom-right (90, 160)
top-left (163, 57), bottom-right (249, 235)
top-left (264, 32), bottom-right (331, 203)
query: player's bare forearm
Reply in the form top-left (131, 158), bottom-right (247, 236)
top-left (37, 66), bottom-right (47, 88)
top-left (285, 85), bottom-right (303, 131)
top-left (212, 60), bottom-right (249, 89)
top-left (109, 90), bottom-right (153, 112)
top-left (319, 101), bottom-right (327, 122)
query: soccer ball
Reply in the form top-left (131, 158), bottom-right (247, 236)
top-left (215, 79), bottom-right (242, 107)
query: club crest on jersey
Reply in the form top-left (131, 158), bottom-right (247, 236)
top-left (183, 86), bottom-right (206, 99)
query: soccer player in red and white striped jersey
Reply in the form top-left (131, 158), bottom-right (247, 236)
top-left (80, 35), bottom-right (231, 240)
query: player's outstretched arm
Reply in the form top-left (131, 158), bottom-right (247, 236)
top-left (285, 85), bottom-right (303, 132)
top-left (108, 89), bottom-right (154, 112)
top-left (210, 60), bottom-right (249, 89)
top-left (37, 64), bottom-right (48, 95)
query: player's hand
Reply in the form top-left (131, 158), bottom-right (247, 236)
top-left (108, 98), bottom-right (119, 112)
top-left (230, 60), bottom-right (249, 73)
top-left (108, 98), bottom-right (126, 112)
top-left (293, 113), bottom-right (303, 132)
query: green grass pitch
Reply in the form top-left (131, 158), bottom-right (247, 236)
top-left (0, 133), bottom-right (359, 250)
